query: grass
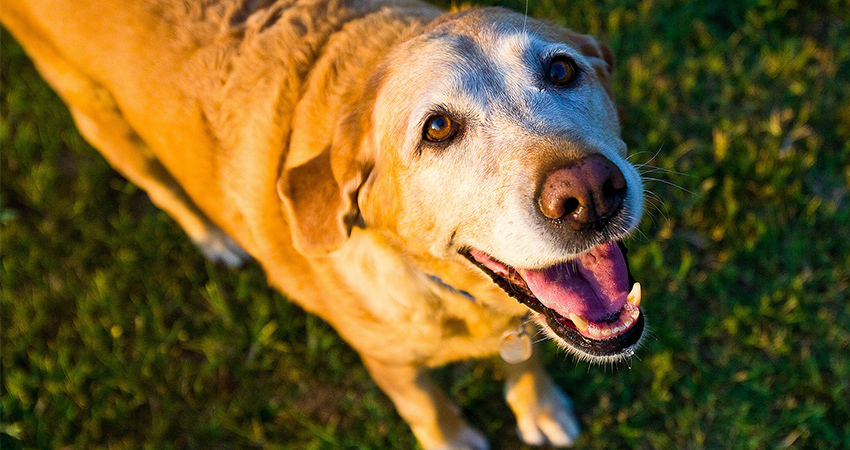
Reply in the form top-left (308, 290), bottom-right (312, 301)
top-left (2, 0), bottom-right (849, 448)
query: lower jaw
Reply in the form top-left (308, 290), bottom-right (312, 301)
top-left (538, 309), bottom-right (645, 362)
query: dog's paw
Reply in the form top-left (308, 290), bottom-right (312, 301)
top-left (194, 227), bottom-right (251, 267)
top-left (509, 383), bottom-right (580, 447)
top-left (429, 426), bottom-right (489, 450)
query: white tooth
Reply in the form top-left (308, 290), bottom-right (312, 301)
top-left (601, 327), bottom-right (611, 337)
top-left (569, 313), bottom-right (589, 332)
top-left (627, 282), bottom-right (642, 307)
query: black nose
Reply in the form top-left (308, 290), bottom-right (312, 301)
top-left (538, 154), bottom-right (627, 230)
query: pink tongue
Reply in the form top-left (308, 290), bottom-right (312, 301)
top-left (521, 242), bottom-right (629, 322)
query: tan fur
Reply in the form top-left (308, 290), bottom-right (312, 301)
top-left (3, 1), bottom-right (641, 447)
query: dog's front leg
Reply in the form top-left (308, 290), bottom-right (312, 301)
top-left (501, 348), bottom-right (581, 447)
top-left (362, 356), bottom-right (488, 450)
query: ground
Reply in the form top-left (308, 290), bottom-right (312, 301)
top-left (2, 0), bottom-right (849, 448)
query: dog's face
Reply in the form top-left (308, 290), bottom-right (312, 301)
top-left (281, 8), bottom-right (645, 362)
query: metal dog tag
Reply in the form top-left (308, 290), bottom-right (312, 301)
top-left (499, 324), bottom-right (532, 364)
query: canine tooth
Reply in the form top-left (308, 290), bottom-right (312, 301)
top-left (569, 313), bottom-right (589, 332)
top-left (627, 282), bottom-right (642, 307)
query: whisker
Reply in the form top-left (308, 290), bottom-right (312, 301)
top-left (643, 188), bottom-right (664, 201)
top-left (647, 204), bottom-right (669, 224)
top-left (644, 197), bottom-right (665, 213)
top-left (626, 152), bottom-right (647, 161)
top-left (522, 0), bottom-right (529, 34)
top-left (631, 227), bottom-right (651, 243)
top-left (642, 176), bottom-right (697, 196)
top-left (626, 147), bottom-right (662, 163)
top-left (638, 166), bottom-right (677, 177)
top-left (643, 191), bottom-right (669, 215)
top-left (638, 164), bottom-right (690, 178)
top-left (629, 143), bottom-right (665, 166)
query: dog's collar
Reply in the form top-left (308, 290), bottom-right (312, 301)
top-left (427, 275), bottom-right (476, 302)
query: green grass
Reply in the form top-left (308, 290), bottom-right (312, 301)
top-left (2, 0), bottom-right (849, 448)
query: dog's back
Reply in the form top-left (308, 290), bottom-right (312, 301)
top-left (1, 0), bottom-right (439, 280)
top-left (3, 0), bottom-right (269, 256)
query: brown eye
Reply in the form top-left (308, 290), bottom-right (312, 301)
top-left (548, 56), bottom-right (578, 86)
top-left (423, 114), bottom-right (457, 142)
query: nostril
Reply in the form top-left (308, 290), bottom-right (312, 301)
top-left (603, 176), bottom-right (625, 196)
top-left (562, 197), bottom-right (580, 216)
top-left (603, 177), bottom-right (626, 205)
top-left (601, 166), bottom-right (627, 214)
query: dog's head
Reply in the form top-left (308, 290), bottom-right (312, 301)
top-left (279, 7), bottom-right (645, 362)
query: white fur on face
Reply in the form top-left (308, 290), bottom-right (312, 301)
top-left (371, 24), bottom-right (643, 269)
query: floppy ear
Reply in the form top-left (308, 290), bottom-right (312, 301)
top-left (568, 31), bottom-right (616, 100)
top-left (277, 148), bottom-right (367, 255)
top-left (277, 88), bottom-right (375, 256)
top-left (574, 33), bottom-right (615, 73)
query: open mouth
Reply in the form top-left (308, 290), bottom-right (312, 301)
top-left (463, 241), bottom-right (644, 361)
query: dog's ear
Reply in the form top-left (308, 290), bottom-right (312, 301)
top-left (560, 30), bottom-right (616, 100)
top-left (277, 74), bottom-right (378, 256)
top-left (277, 147), bottom-right (368, 256)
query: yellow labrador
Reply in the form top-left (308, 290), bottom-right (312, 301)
top-left (2, 1), bottom-right (646, 448)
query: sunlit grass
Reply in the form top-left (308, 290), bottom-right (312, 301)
top-left (2, 1), bottom-right (849, 448)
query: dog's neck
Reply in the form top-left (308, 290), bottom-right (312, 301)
top-left (426, 274), bottom-right (476, 302)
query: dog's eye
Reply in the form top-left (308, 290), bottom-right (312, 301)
top-left (548, 56), bottom-right (578, 86)
top-left (423, 115), bottom-right (458, 143)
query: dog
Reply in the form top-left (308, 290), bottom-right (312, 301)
top-left (2, 1), bottom-right (646, 448)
